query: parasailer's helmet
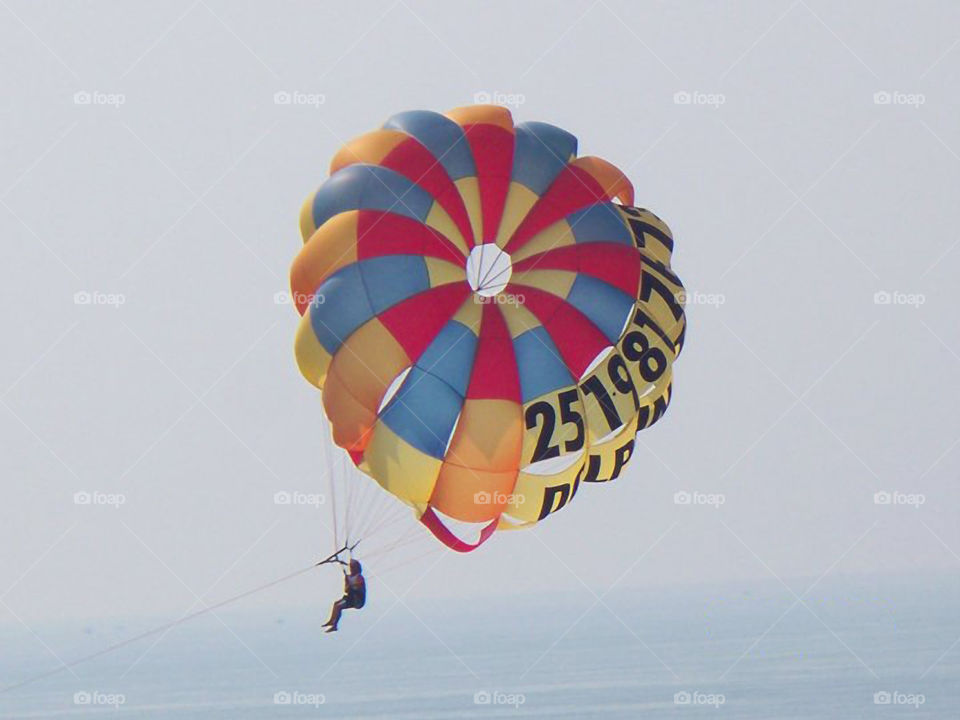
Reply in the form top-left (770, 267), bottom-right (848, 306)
top-left (350, 560), bottom-right (362, 575)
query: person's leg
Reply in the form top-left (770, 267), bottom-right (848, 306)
top-left (324, 599), bottom-right (346, 628)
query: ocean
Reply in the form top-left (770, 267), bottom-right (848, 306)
top-left (2, 574), bottom-right (958, 718)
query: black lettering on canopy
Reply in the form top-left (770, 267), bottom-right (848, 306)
top-left (537, 474), bottom-right (582, 520)
top-left (609, 439), bottom-right (635, 480)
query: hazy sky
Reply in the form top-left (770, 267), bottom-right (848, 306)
top-left (2, 0), bottom-right (959, 628)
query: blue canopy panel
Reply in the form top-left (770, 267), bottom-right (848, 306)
top-left (511, 122), bottom-right (578, 195)
top-left (358, 254), bottom-right (430, 315)
top-left (383, 110), bottom-right (477, 181)
top-left (513, 326), bottom-right (575, 404)
top-left (380, 367), bottom-right (464, 459)
top-left (310, 164), bottom-right (434, 229)
top-left (565, 274), bottom-right (635, 344)
top-left (567, 204), bottom-right (634, 246)
top-left (309, 254), bottom-right (432, 354)
top-left (415, 320), bottom-right (478, 397)
top-left (308, 264), bottom-right (375, 354)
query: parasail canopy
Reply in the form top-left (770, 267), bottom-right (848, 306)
top-left (291, 105), bottom-right (686, 552)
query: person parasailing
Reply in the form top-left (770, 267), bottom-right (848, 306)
top-left (322, 558), bottom-right (366, 632)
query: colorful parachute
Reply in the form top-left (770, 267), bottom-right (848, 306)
top-left (291, 105), bottom-right (685, 552)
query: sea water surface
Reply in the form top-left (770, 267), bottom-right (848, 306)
top-left (2, 574), bottom-right (958, 718)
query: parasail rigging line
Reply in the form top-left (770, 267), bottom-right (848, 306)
top-left (0, 547), bottom-right (349, 695)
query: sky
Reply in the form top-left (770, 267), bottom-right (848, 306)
top-left (2, 0), bottom-right (960, 629)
